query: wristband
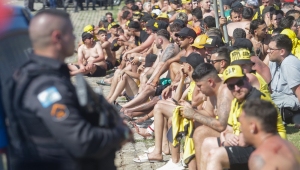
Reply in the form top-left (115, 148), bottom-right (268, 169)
top-left (139, 56), bottom-right (142, 63)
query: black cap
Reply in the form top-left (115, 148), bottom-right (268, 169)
top-left (141, 14), bottom-right (152, 22)
top-left (82, 32), bottom-right (93, 41)
top-left (149, 21), bottom-right (168, 31)
top-left (173, 19), bottom-right (185, 27)
top-left (262, 6), bottom-right (275, 16)
top-left (223, 0), bottom-right (232, 6)
top-left (111, 39), bottom-right (121, 51)
top-left (231, 38), bottom-right (254, 53)
top-left (180, 52), bottom-right (205, 69)
top-left (152, 5), bottom-right (161, 10)
top-left (175, 27), bottom-right (197, 39)
top-left (203, 36), bottom-right (225, 48)
top-left (231, 1), bottom-right (243, 8)
top-left (170, 0), bottom-right (180, 4)
top-left (128, 21), bottom-right (140, 29)
top-left (151, 13), bottom-right (158, 19)
top-left (145, 19), bottom-right (156, 27)
top-left (144, 54), bottom-right (158, 67)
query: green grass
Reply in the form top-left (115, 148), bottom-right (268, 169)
top-left (286, 124), bottom-right (300, 149)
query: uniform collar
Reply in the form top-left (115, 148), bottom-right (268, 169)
top-left (30, 53), bottom-right (65, 70)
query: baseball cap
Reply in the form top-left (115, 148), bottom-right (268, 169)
top-left (83, 25), bottom-right (94, 32)
top-left (149, 20), bottom-right (168, 31)
top-left (180, 52), bottom-right (205, 69)
top-left (181, 0), bottom-right (191, 4)
top-left (175, 27), bottom-right (197, 39)
top-left (170, 0), bottom-right (180, 4)
top-left (223, 65), bottom-right (245, 83)
top-left (246, 0), bottom-right (258, 7)
top-left (231, 1), bottom-right (243, 8)
top-left (173, 19), bottom-right (185, 27)
top-left (151, 13), bottom-right (158, 19)
top-left (132, 12), bottom-right (141, 20)
top-left (152, 9), bottom-right (162, 16)
top-left (108, 22), bottom-right (120, 30)
top-left (152, 5), bottom-right (161, 10)
top-left (230, 38), bottom-right (254, 55)
top-left (203, 36), bottom-right (225, 48)
top-left (262, 6), bottom-right (275, 16)
top-left (82, 32), bottom-right (93, 41)
top-left (191, 34), bottom-right (208, 49)
top-left (230, 48), bottom-right (254, 65)
top-left (145, 19), bottom-right (156, 27)
top-left (223, 0), bottom-right (232, 6)
top-left (128, 21), bottom-right (140, 29)
top-left (144, 54), bottom-right (158, 67)
top-left (141, 14), bottom-right (152, 22)
top-left (156, 13), bottom-right (169, 20)
top-left (111, 39), bottom-right (121, 51)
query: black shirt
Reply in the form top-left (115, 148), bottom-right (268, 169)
top-left (139, 30), bottom-right (149, 45)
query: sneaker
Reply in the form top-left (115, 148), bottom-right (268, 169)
top-left (156, 158), bottom-right (185, 170)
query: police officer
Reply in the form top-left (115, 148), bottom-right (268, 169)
top-left (64, 0), bottom-right (83, 12)
top-left (8, 9), bottom-right (132, 170)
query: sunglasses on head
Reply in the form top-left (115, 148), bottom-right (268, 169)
top-left (227, 78), bottom-right (244, 90)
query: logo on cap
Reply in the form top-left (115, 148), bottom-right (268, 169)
top-left (154, 22), bottom-right (158, 28)
top-left (206, 38), bottom-right (212, 44)
top-left (155, 5), bottom-right (158, 8)
top-left (230, 49), bottom-right (251, 62)
top-left (112, 23), bottom-right (116, 25)
top-left (224, 67), bottom-right (236, 76)
top-left (114, 43), bottom-right (118, 47)
top-left (151, 13), bottom-right (155, 17)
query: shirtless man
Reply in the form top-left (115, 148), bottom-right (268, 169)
top-left (249, 19), bottom-right (270, 63)
top-left (199, 0), bottom-right (215, 18)
top-left (169, 0), bottom-right (193, 24)
top-left (240, 99), bottom-right (300, 170)
top-left (69, 32), bottom-right (106, 77)
top-left (191, 8), bottom-right (203, 27)
top-left (120, 10), bottom-right (132, 29)
top-left (97, 30), bottom-right (115, 70)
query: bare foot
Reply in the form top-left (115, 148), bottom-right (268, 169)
top-left (134, 125), bottom-right (153, 139)
top-left (147, 151), bottom-right (163, 161)
top-left (124, 110), bottom-right (133, 119)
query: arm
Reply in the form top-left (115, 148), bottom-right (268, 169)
top-left (173, 67), bottom-right (186, 101)
top-left (292, 84), bottom-right (300, 103)
top-left (124, 34), bottom-right (155, 55)
top-left (77, 46), bottom-right (86, 71)
top-left (249, 154), bottom-right (266, 170)
top-left (191, 88), bottom-right (205, 107)
top-left (101, 41), bottom-right (111, 49)
top-left (123, 70), bottom-right (140, 79)
top-left (251, 55), bottom-right (271, 84)
top-left (169, 12), bottom-right (178, 23)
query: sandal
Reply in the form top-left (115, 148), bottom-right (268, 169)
top-left (96, 79), bottom-right (111, 86)
top-left (144, 146), bottom-right (167, 155)
top-left (133, 153), bottom-right (162, 163)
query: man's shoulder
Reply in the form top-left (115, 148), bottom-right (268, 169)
top-left (283, 54), bottom-right (300, 65)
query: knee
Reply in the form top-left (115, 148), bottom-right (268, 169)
top-left (208, 148), bottom-right (222, 162)
top-left (169, 62), bottom-right (176, 70)
top-left (201, 137), bottom-right (215, 153)
top-left (153, 103), bottom-right (162, 113)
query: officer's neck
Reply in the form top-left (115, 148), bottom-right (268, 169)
top-left (34, 48), bottom-right (65, 63)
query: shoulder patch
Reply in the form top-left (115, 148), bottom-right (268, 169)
top-left (50, 104), bottom-right (69, 122)
top-left (37, 87), bottom-right (62, 108)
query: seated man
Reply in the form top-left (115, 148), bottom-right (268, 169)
top-left (69, 32), bottom-right (106, 77)
top-left (240, 99), bottom-right (300, 170)
top-left (268, 34), bottom-right (300, 127)
top-left (97, 30), bottom-right (116, 70)
top-left (201, 65), bottom-right (286, 170)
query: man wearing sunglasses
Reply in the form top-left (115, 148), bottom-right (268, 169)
top-left (203, 36), bottom-right (225, 60)
top-left (201, 65), bottom-right (286, 170)
top-left (209, 47), bottom-right (231, 75)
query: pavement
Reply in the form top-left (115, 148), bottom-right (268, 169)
top-left (3, 1), bottom-right (179, 169)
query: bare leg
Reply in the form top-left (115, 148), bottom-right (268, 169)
top-left (167, 117), bottom-right (180, 164)
top-left (200, 137), bottom-right (219, 170)
top-left (206, 147), bottom-right (230, 170)
top-left (121, 85), bottom-right (156, 109)
top-left (193, 125), bottom-right (220, 169)
top-left (105, 69), bottom-right (121, 99)
top-left (188, 159), bottom-right (197, 170)
top-left (124, 96), bottom-right (160, 119)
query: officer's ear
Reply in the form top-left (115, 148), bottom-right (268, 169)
top-left (52, 30), bottom-right (62, 43)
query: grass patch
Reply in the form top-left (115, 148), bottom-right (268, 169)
top-left (286, 124), bottom-right (300, 149)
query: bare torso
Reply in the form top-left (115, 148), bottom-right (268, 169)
top-left (250, 35), bottom-right (270, 61)
top-left (80, 42), bottom-right (106, 69)
top-left (227, 21), bottom-right (251, 37)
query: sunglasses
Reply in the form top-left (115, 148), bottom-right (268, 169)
top-left (209, 59), bottom-right (226, 64)
top-left (179, 36), bottom-right (189, 40)
top-left (227, 78), bottom-right (244, 90)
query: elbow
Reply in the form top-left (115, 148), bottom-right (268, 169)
top-left (216, 125), bottom-right (227, 132)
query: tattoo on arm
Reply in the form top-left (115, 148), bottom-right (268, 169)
top-left (217, 95), bottom-right (231, 131)
top-left (161, 44), bottom-right (176, 62)
top-left (249, 155), bottom-right (265, 170)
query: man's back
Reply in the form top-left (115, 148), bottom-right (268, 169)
top-left (250, 136), bottom-right (300, 170)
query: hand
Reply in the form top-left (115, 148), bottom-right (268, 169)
top-left (123, 53), bottom-right (128, 61)
top-left (179, 100), bottom-right (194, 119)
top-left (119, 70), bottom-right (126, 80)
top-left (170, 83), bottom-right (178, 91)
top-left (224, 133), bottom-right (239, 146)
top-left (79, 65), bottom-right (86, 72)
top-left (180, 65), bottom-right (187, 79)
top-left (151, 77), bottom-right (160, 87)
top-left (161, 86), bottom-right (171, 100)
top-left (238, 133), bottom-right (248, 147)
top-left (131, 57), bottom-right (139, 65)
top-left (137, 65), bottom-right (145, 74)
top-left (219, 17), bottom-right (227, 27)
top-left (86, 62), bottom-right (94, 71)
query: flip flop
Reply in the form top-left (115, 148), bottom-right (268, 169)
top-left (144, 146), bottom-right (167, 155)
top-left (96, 79), bottom-right (111, 86)
top-left (133, 153), bottom-right (162, 163)
top-left (105, 73), bottom-right (114, 78)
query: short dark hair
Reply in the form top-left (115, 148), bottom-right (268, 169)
top-left (97, 30), bottom-right (107, 35)
top-left (286, 10), bottom-right (300, 18)
top-left (283, 2), bottom-right (294, 8)
top-left (122, 11), bottom-right (131, 19)
top-left (157, 29), bottom-right (170, 40)
top-left (233, 28), bottom-right (246, 40)
top-left (216, 47), bottom-right (231, 63)
top-left (106, 12), bottom-right (113, 16)
top-left (296, 18), bottom-right (300, 27)
top-left (272, 27), bottom-right (283, 35)
top-left (122, 6), bottom-right (130, 10)
top-left (192, 63), bottom-right (218, 81)
top-left (242, 99), bottom-right (278, 134)
top-left (270, 34), bottom-right (293, 54)
top-left (170, 23), bottom-right (183, 32)
top-left (125, 0), bottom-right (134, 4)
top-left (131, 4), bottom-right (139, 11)
top-left (35, 9), bottom-right (70, 19)
top-left (230, 8), bottom-right (242, 19)
top-left (250, 18), bottom-right (265, 34)
top-left (204, 16), bottom-right (216, 28)
top-left (242, 7), bottom-right (253, 20)
top-left (206, 28), bottom-right (222, 38)
top-left (270, 10), bottom-right (284, 20)
top-left (103, 22), bottom-right (110, 29)
top-left (191, 8), bottom-right (202, 20)
top-left (278, 16), bottom-right (295, 29)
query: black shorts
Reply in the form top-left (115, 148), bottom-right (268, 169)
top-left (106, 60), bottom-right (114, 70)
top-left (87, 65), bottom-right (106, 77)
top-left (155, 84), bottom-right (169, 96)
top-left (225, 145), bottom-right (255, 170)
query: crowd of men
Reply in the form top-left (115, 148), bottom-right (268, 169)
top-left (68, 0), bottom-right (300, 169)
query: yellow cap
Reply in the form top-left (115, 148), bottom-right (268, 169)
top-left (156, 13), bottom-right (169, 19)
top-left (181, 0), bottom-right (191, 4)
top-left (223, 65), bottom-right (245, 83)
top-left (126, 20), bottom-right (130, 26)
top-left (83, 25), bottom-right (94, 32)
top-left (230, 48), bottom-right (254, 65)
top-left (108, 22), bottom-right (120, 30)
top-left (191, 34), bottom-right (208, 49)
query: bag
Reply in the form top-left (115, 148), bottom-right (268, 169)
top-left (279, 107), bottom-right (300, 124)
